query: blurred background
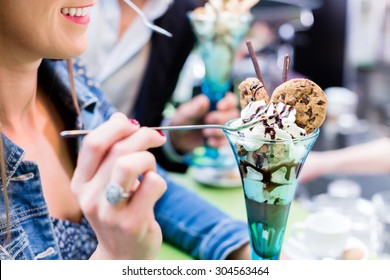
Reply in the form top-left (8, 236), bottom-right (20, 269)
top-left (173, 0), bottom-right (390, 200)
top-left (165, 0), bottom-right (390, 259)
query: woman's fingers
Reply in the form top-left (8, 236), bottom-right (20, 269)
top-left (102, 151), bottom-right (157, 205)
top-left (74, 114), bottom-right (165, 185)
top-left (127, 170), bottom-right (167, 214)
top-left (85, 161), bottom-right (166, 260)
top-left (216, 92), bottom-right (239, 111)
top-left (205, 94), bottom-right (239, 125)
top-left (90, 128), bottom-right (166, 186)
top-left (74, 113), bottom-right (139, 183)
top-left (170, 94), bottom-right (210, 126)
top-left (107, 127), bottom-right (167, 158)
top-left (202, 92), bottom-right (239, 147)
top-left (86, 174), bottom-right (165, 260)
top-left (76, 151), bottom-right (160, 222)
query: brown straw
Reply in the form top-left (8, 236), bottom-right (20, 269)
top-left (246, 41), bottom-right (268, 94)
top-left (282, 54), bottom-right (290, 83)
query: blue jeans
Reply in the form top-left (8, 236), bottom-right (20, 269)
top-left (155, 166), bottom-right (249, 259)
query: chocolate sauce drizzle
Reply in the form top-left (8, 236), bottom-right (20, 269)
top-left (242, 103), bottom-right (296, 140)
top-left (239, 159), bottom-right (298, 194)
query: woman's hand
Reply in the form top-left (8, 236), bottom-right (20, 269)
top-left (71, 113), bottom-right (167, 259)
top-left (169, 92), bottom-right (239, 153)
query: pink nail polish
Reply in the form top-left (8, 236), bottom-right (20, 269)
top-left (129, 118), bottom-right (139, 125)
top-left (157, 130), bottom-right (165, 137)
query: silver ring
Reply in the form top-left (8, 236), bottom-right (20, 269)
top-left (104, 182), bottom-right (131, 205)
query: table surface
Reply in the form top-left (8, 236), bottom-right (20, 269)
top-left (157, 168), bottom-right (307, 260)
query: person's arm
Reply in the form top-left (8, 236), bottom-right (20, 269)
top-left (154, 165), bottom-right (250, 260)
top-left (299, 137), bottom-right (390, 183)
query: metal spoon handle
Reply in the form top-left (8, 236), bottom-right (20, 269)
top-left (59, 119), bottom-right (262, 138)
top-left (122, 0), bottom-right (173, 38)
top-left (149, 124), bottom-right (228, 131)
top-left (60, 130), bottom-right (91, 138)
top-left (60, 124), bottom-right (229, 138)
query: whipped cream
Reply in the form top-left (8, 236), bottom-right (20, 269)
top-left (202, 0), bottom-right (257, 15)
top-left (231, 100), bottom-right (307, 142)
top-left (194, 0), bottom-right (253, 21)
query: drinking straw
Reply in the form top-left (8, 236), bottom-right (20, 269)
top-left (282, 54), bottom-right (290, 83)
top-left (246, 40), bottom-right (268, 95)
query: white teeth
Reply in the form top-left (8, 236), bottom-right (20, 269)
top-left (61, 7), bottom-right (90, 17)
top-left (69, 8), bottom-right (76, 16)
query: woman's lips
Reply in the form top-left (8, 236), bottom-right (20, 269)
top-left (60, 6), bottom-right (92, 25)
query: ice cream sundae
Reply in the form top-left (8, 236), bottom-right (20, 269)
top-left (188, 1), bottom-right (256, 106)
top-left (224, 76), bottom-right (327, 259)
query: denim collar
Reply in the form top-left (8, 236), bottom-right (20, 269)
top-left (0, 59), bottom-right (98, 188)
top-left (43, 59), bottom-right (99, 114)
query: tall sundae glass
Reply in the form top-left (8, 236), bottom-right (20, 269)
top-left (187, 7), bottom-right (253, 168)
top-left (224, 73), bottom-right (327, 259)
top-left (224, 124), bottom-right (319, 259)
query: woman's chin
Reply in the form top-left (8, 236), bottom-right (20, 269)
top-left (56, 36), bottom-right (88, 59)
top-left (49, 45), bottom-right (88, 60)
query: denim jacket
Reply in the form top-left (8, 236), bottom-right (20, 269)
top-left (0, 59), bottom-right (248, 260)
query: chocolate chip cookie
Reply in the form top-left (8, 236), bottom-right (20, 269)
top-left (271, 78), bottom-right (327, 133)
top-left (238, 77), bottom-right (269, 109)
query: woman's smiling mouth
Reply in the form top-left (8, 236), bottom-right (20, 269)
top-left (60, 5), bottom-right (93, 25)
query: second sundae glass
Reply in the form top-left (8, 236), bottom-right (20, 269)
top-left (187, 10), bottom-right (253, 168)
top-left (224, 123), bottom-right (319, 259)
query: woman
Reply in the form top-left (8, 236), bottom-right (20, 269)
top-left (0, 1), bottom-right (249, 259)
top-left (0, 0), bottom-right (167, 260)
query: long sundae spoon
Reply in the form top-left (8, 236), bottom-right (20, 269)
top-left (122, 0), bottom-right (173, 38)
top-left (60, 119), bottom-right (260, 138)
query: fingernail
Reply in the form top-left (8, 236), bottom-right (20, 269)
top-left (157, 130), bottom-right (165, 137)
top-left (129, 118), bottom-right (139, 125)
